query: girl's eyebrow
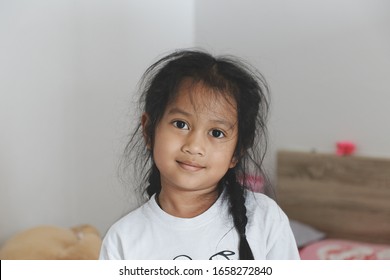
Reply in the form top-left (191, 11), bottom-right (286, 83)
top-left (167, 107), bottom-right (236, 129)
top-left (167, 107), bottom-right (191, 117)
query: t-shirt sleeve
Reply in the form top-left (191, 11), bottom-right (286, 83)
top-left (265, 207), bottom-right (300, 260)
top-left (99, 241), bottom-right (111, 260)
top-left (99, 228), bottom-right (124, 260)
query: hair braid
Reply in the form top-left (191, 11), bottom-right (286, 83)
top-left (146, 163), bottom-right (161, 197)
top-left (225, 169), bottom-right (254, 260)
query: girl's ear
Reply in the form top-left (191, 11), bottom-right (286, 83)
top-left (229, 156), bottom-right (238, 168)
top-left (230, 148), bottom-right (244, 168)
top-left (141, 113), bottom-right (152, 150)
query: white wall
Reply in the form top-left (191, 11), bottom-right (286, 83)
top-left (0, 0), bottom-right (194, 245)
top-left (194, 0), bottom-right (390, 179)
top-left (1, 0), bottom-right (390, 246)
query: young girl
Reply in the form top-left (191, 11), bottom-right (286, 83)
top-left (99, 50), bottom-right (299, 260)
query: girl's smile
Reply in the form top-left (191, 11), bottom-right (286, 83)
top-left (176, 160), bottom-right (205, 172)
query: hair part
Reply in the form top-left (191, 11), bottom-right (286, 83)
top-left (121, 49), bottom-right (270, 260)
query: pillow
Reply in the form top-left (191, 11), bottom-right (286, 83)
top-left (289, 220), bottom-right (326, 248)
top-left (300, 239), bottom-right (390, 260)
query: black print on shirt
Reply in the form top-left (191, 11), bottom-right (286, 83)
top-left (173, 250), bottom-right (235, 260)
top-left (209, 250), bottom-right (235, 260)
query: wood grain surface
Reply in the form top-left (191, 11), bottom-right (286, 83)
top-left (277, 150), bottom-right (390, 244)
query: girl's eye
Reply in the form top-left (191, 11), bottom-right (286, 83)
top-left (210, 129), bottom-right (225, 138)
top-left (173, 121), bottom-right (189, 130)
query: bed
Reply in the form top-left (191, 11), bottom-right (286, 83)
top-left (276, 150), bottom-right (390, 260)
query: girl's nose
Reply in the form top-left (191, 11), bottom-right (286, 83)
top-left (181, 131), bottom-right (205, 156)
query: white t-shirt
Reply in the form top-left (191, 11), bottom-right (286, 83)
top-left (99, 192), bottom-right (300, 260)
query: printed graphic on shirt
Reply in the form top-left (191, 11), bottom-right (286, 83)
top-left (173, 250), bottom-right (235, 260)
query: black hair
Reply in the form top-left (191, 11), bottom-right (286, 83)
top-left (123, 49), bottom-right (269, 260)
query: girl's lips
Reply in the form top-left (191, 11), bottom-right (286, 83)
top-left (177, 161), bottom-right (205, 172)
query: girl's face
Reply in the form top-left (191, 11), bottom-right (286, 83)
top-left (150, 80), bottom-right (238, 196)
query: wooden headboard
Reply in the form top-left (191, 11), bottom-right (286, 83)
top-left (276, 150), bottom-right (390, 244)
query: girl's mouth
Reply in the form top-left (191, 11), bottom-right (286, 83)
top-left (176, 161), bottom-right (205, 172)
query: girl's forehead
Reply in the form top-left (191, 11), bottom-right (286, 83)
top-left (168, 79), bottom-right (237, 118)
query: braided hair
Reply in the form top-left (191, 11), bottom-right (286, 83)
top-left (123, 49), bottom-right (269, 259)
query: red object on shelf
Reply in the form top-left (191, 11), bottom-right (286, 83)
top-left (336, 141), bottom-right (356, 156)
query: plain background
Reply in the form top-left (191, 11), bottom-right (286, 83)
top-left (1, 0), bottom-right (389, 245)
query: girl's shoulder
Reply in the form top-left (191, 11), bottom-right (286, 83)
top-left (245, 191), bottom-right (287, 220)
top-left (108, 198), bottom-right (154, 232)
top-left (245, 191), bottom-right (277, 207)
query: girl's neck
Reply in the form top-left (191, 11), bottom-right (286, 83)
top-left (156, 188), bottom-right (219, 218)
